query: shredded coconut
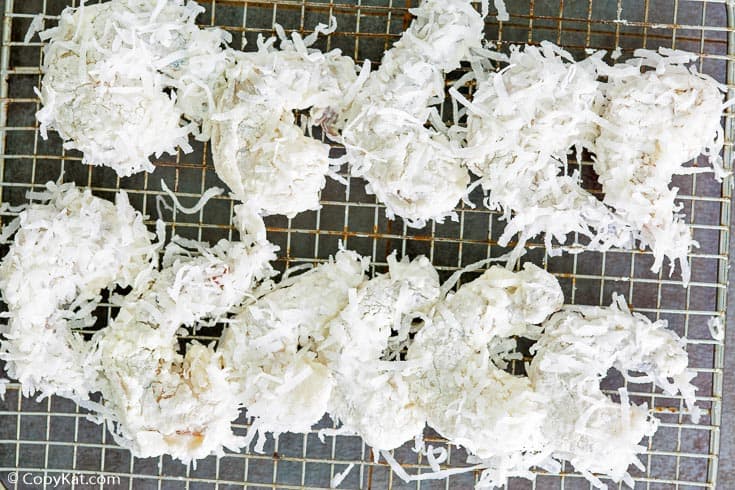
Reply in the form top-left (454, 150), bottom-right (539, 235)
top-left (330, 463), bottom-right (355, 488)
top-left (219, 250), bottom-right (368, 436)
top-left (24, 13), bottom-right (45, 44)
top-left (36, 0), bottom-right (230, 176)
top-left (0, 181), bottom-right (157, 401)
top-left (592, 48), bottom-right (727, 284)
top-left (493, 1), bottom-right (509, 22)
top-left (92, 235), bottom-right (277, 463)
top-left (338, 0), bottom-right (486, 226)
top-left (707, 315), bottom-right (725, 342)
top-left (0, 378), bottom-right (9, 401)
top-left (159, 179), bottom-right (224, 215)
top-left (210, 22), bottom-right (357, 218)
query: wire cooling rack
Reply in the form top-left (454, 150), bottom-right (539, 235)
top-left (0, 0), bottom-right (732, 489)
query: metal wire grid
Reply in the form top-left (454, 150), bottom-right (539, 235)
top-left (0, 0), bottom-right (731, 488)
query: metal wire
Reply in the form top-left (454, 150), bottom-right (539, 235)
top-left (0, 0), bottom-right (731, 488)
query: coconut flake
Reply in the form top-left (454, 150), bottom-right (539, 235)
top-left (338, 0), bottom-right (486, 226)
top-left (0, 378), bottom-right (9, 401)
top-left (159, 179), bottom-right (224, 215)
top-left (707, 315), bottom-right (725, 342)
top-left (592, 48), bottom-right (727, 284)
top-left (457, 42), bottom-right (635, 264)
top-left (24, 13), bottom-right (45, 44)
top-left (493, 0), bottom-right (509, 22)
top-left (36, 0), bottom-right (230, 176)
top-left (330, 463), bottom-right (355, 488)
top-left (0, 182), bottom-right (157, 401)
top-left (210, 26), bottom-right (357, 218)
top-left (219, 250), bottom-right (368, 435)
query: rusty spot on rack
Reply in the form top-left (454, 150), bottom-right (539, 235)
top-left (267, 226), bottom-right (447, 243)
top-left (653, 406), bottom-right (679, 413)
top-left (367, 449), bottom-right (375, 489)
top-left (382, 220), bottom-right (393, 258)
top-left (402, 0), bottom-right (413, 30)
